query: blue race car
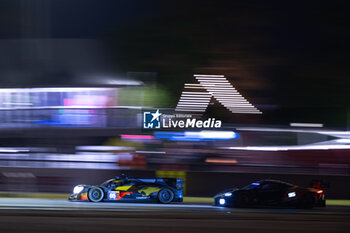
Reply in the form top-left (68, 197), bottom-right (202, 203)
top-left (69, 174), bottom-right (183, 204)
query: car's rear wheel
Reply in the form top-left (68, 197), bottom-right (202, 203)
top-left (297, 194), bottom-right (314, 209)
top-left (88, 186), bottom-right (104, 202)
top-left (158, 188), bottom-right (174, 204)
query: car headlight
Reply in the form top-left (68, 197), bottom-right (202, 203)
top-left (73, 185), bottom-right (84, 194)
top-left (219, 198), bottom-right (226, 205)
top-left (224, 192), bottom-right (232, 197)
top-left (288, 192), bottom-right (296, 198)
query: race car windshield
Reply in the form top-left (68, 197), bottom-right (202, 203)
top-left (242, 182), bottom-right (261, 190)
top-left (101, 179), bottom-right (115, 187)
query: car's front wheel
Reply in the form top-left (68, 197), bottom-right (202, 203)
top-left (158, 188), bottom-right (174, 204)
top-left (232, 193), bottom-right (250, 208)
top-left (88, 186), bottom-right (104, 202)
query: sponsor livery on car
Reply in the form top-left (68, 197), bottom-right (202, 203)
top-left (69, 175), bottom-right (183, 204)
top-left (214, 179), bottom-right (326, 209)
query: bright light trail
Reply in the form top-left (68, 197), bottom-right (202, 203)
top-left (290, 123), bottom-right (324, 128)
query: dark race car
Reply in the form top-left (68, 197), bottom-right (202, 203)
top-left (214, 179), bottom-right (326, 209)
top-left (69, 175), bottom-right (183, 204)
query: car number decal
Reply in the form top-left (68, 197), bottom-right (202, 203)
top-left (108, 191), bottom-right (119, 200)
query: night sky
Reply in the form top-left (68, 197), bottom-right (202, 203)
top-left (0, 0), bottom-right (349, 127)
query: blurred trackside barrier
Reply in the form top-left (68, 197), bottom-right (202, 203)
top-left (0, 168), bottom-right (350, 199)
top-left (0, 192), bottom-right (349, 206)
top-left (155, 170), bottom-right (186, 195)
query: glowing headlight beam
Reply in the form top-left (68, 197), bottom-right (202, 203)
top-left (288, 192), bottom-right (296, 198)
top-left (73, 185), bottom-right (84, 194)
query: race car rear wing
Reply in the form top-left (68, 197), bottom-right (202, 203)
top-left (309, 179), bottom-right (330, 190)
top-left (138, 178), bottom-right (183, 190)
top-left (158, 178), bottom-right (183, 190)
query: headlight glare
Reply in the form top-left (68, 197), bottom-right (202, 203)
top-left (288, 192), bottom-right (296, 198)
top-left (73, 185), bottom-right (84, 194)
top-left (224, 192), bottom-right (232, 197)
top-left (219, 198), bottom-right (225, 205)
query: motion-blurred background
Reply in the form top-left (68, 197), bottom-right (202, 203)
top-left (0, 0), bottom-right (349, 198)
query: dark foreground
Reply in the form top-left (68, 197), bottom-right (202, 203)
top-left (0, 198), bottom-right (349, 233)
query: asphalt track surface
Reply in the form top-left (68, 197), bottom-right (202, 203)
top-left (0, 198), bottom-right (349, 233)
